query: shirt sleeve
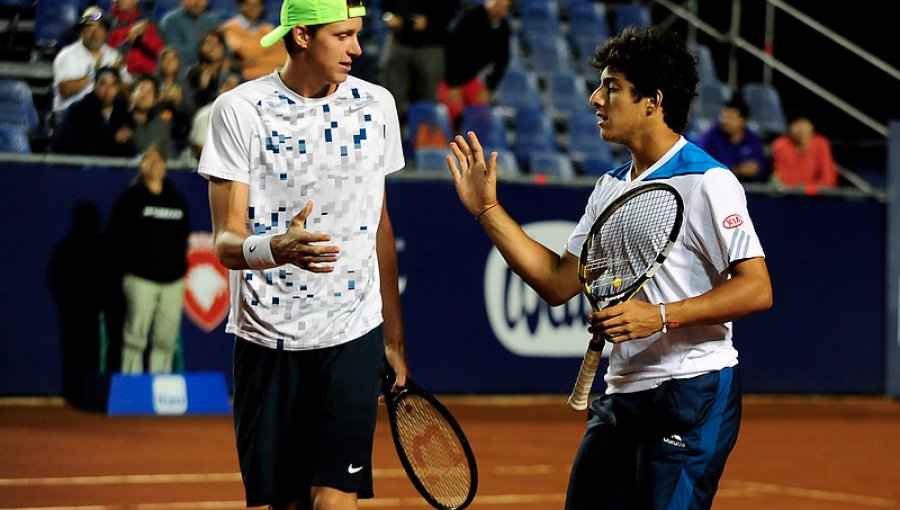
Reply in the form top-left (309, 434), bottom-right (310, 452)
top-left (685, 168), bottom-right (765, 274)
top-left (377, 87), bottom-right (406, 175)
top-left (196, 92), bottom-right (255, 184)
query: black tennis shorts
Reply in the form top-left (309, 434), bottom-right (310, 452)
top-left (232, 325), bottom-right (384, 508)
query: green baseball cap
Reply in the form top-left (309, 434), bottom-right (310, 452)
top-left (260, 0), bottom-right (366, 48)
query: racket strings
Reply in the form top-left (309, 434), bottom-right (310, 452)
top-left (585, 189), bottom-right (680, 299)
top-left (394, 394), bottom-right (472, 507)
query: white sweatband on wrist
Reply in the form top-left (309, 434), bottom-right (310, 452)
top-left (242, 234), bottom-right (277, 270)
top-left (659, 303), bottom-right (667, 333)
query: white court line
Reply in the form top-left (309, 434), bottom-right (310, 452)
top-left (1, 473), bottom-right (896, 509)
top-left (725, 480), bottom-right (898, 508)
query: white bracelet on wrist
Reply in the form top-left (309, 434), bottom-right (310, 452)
top-left (242, 234), bottom-right (277, 270)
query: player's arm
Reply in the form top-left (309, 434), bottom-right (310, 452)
top-left (591, 257), bottom-right (772, 341)
top-left (377, 192), bottom-right (409, 389)
top-left (208, 176), bottom-right (340, 271)
top-left (448, 132), bottom-right (583, 305)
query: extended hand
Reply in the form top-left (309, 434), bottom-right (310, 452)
top-left (271, 201), bottom-right (340, 272)
top-left (447, 131), bottom-right (500, 218)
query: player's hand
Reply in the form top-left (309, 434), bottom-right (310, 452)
top-left (448, 131), bottom-right (499, 219)
top-left (382, 346), bottom-right (408, 400)
top-left (270, 201), bottom-right (340, 272)
top-left (588, 300), bottom-right (663, 343)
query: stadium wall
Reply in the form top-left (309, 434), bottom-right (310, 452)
top-left (0, 161), bottom-right (886, 396)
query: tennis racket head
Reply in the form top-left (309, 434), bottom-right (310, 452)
top-left (579, 182), bottom-right (684, 310)
top-left (381, 371), bottom-right (478, 510)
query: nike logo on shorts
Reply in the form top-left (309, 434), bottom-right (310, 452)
top-left (348, 464), bottom-right (363, 474)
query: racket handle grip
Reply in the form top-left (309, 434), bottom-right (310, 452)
top-left (567, 339), bottom-right (604, 412)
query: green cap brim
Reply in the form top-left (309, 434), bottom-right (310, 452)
top-left (260, 24), bottom-right (293, 48)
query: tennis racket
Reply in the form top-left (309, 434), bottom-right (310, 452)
top-left (567, 182), bottom-right (684, 411)
top-left (382, 368), bottom-right (478, 510)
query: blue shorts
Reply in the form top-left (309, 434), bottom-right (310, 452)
top-left (232, 326), bottom-right (384, 507)
top-left (566, 366), bottom-right (741, 510)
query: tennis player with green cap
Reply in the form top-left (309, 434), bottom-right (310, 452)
top-left (197, 0), bottom-right (410, 508)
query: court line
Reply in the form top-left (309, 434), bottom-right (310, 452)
top-left (1, 472), bottom-right (896, 508)
top-left (725, 480), bottom-right (898, 508)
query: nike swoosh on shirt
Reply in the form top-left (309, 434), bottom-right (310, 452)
top-left (347, 464), bottom-right (363, 474)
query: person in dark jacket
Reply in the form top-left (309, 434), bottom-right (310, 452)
top-left (439, 0), bottom-right (511, 128)
top-left (380, 0), bottom-right (460, 118)
top-left (52, 66), bottom-right (136, 157)
top-left (106, 145), bottom-right (191, 373)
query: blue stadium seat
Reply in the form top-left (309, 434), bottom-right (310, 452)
top-left (688, 42), bottom-right (722, 88)
top-left (0, 79), bottom-right (40, 134)
top-left (520, 3), bottom-right (562, 42)
top-left (546, 71), bottom-right (589, 120)
top-left (523, 34), bottom-right (572, 79)
top-left (567, 2), bottom-right (610, 45)
top-left (742, 82), bottom-right (787, 137)
top-left (494, 68), bottom-right (542, 114)
top-left (570, 33), bottom-right (600, 82)
top-left (152, 0), bottom-right (182, 21)
top-left (405, 101), bottom-right (454, 156)
top-left (528, 150), bottom-right (575, 179)
top-left (615, 2), bottom-right (652, 35)
top-left (567, 111), bottom-right (616, 169)
top-left (691, 81), bottom-right (731, 127)
top-left (415, 147), bottom-right (450, 172)
top-left (0, 126), bottom-right (31, 153)
top-left (34, 0), bottom-right (81, 48)
top-left (513, 107), bottom-right (557, 167)
top-left (460, 105), bottom-right (509, 151)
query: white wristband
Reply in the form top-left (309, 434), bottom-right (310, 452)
top-left (659, 303), bottom-right (667, 333)
top-left (242, 234), bottom-right (277, 270)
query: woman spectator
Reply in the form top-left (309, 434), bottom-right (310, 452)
top-left (771, 114), bottom-right (839, 189)
top-left (182, 30), bottom-right (233, 117)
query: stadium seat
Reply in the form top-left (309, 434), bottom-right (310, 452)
top-left (460, 105), bottom-right (509, 151)
top-left (0, 79), bottom-right (40, 134)
top-left (512, 107), bottom-right (557, 167)
top-left (567, 1), bottom-right (610, 46)
top-left (405, 101), bottom-right (454, 157)
top-left (615, 2), bottom-right (652, 35)
top-left (688, 42), bottom-right (722, 87)
top-left (742, 82), bottom-right (787, 137)
top-left (415, 147), bottom-right (450, 172)
top-left (34, 0), bottom-right (81, 49)
top-left (528, 150), bottom-right (575, 179)
top-left (523, 34), bottom-right (573, 79)
top-left (152, 0), bottom-right (182, 21)
top-left (494, 68), bottom-right (542, 114)
top-left (207, 0), bottom-right (237, 21)
top-left (567, 111), bottom-right (617, 170)
top-left (546, 71), bottom-right (589, 120)
top-left (519, 0), bottom-right (560, 36)
top-left (0, 126), bottom-right (31, 153)
top-left (691, 81), bottom-right (731, 127)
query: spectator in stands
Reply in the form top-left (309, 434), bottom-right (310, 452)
top-left (183, 31), bottom-right (235, 117)
top-left (52, 66), bottom-right (136, 157)
top-left (219, 0), bottom-right (287, 80)
top-left (771, 114), bottom-right (839, 189)
top-left (187, 72), bottom-right (242, 160)
top-left (130, 74), bottom-right (174, 158)
top-left (380, 0), bottom-right (460, 118)
top-left (159, 0), bottom-right (220, 69)
top-left (51, 7), bottom-right (128, 127)
top-left (107, 0), bottom-right (165, 77)
top-left (439, 0), bottom-right (511, 129)
top-left (695, 96), bottom-right (768, 182)
top-left (106, 145), bottom-right (190, 374)
top-left (156, 47), bottom-right (193, 151)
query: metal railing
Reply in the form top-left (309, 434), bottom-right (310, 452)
top-left (652, 0), bottom-right (897, 138)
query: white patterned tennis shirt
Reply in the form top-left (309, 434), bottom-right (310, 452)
top-left (198, 72), bottom-right (405, 351)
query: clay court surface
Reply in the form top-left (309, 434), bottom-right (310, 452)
top-left (1, 395), bottom-right (899, 510)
